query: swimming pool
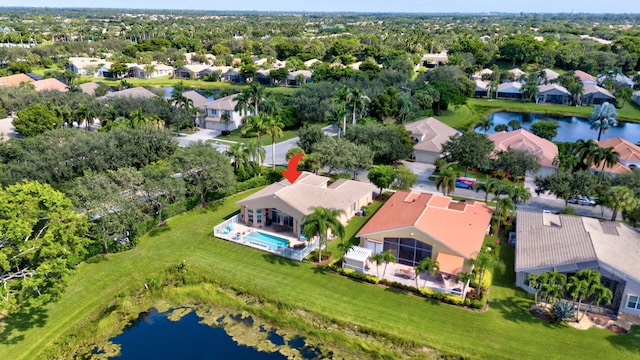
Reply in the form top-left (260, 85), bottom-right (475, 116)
top-left (243, 231), bottom-right (289, 251)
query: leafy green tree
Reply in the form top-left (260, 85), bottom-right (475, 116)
top-left (441, 132), bottom-right (494, 176)
top-left (435, 166), bottom-right (457, 196)
top-left (492, 197), bottom-right (515, 234)
top-left (140, 160), bottom-right (185, 225)
top-left (597, 147), bottom-right (620, 172)
top-left (172, 142), bottom-right (236, 206)
top-left (109, 61), bottom-right (128, 78)
top-left (508, 119), bottom-right (522, 131)
top-left (601, 185), bottom-right (637, 221)
top-left (313, 137), bottom-right (372, 176)
top-left (245, 138), bottom-right (265, 165)
top-left (301, 206), bottom-right (345, 263)
top-left (0, 181), bottom-right (89, 311)
top-left (241, 114), bottom-right (268, 144)
top-left (589, 102), bottom-right (618, 141)
top-left (475, 178), bottom-right (503, 203)
top-left (367, 165), bottom-right (397, 195)
top-left (530, 120), bottom-right (559, 141)
top-left (346, 124), bottom-right (413, 164)
top-left (494, 149), bottom-right (541, 179)
top-left (574, 139), bottom-right (602, 170)
top-left (297, 124), bottom-right (326, 154)
top-left (393, 165), bottom-right (418, 190)
top-left (225, 142), bottom-right (250, 174)
top-left (13, 103), bottom-right (59, 137)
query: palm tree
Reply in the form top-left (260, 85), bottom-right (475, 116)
top-left (234, 91), bottom-right (252, 118)
top-left (332, 86), bottom-right (351, 135)
top-left (245, 139), bottom-right (265, 165)
top-left (241, 114), bottom-right (267, 144)
top-left (539, 269), bottom-right (566, 312)
top-left (225, 142), bottom-right (249, 173)
top-left (475, 178), bottom-right (503, 203)
top-left (588, 102), bottom-right (618, 141)
top-left (370, 252), bottom-right (383, 278)
top-left (590, 284), bottom-right (613, 315)
top-left (469, 247), bottom-right (505, 296)
top-left (474, 117), bottom-right (493, 133)
top-left (523, 73), bottom-right (540, 102)
top-left (418, 257), bottom-right (440, 288)
top-left (504, 182), bottom-right (531, 206)
top-left (494, 124), bottom-right (509, 132)
top-left (568, 81), bottom-right (584, 106)
top-left (492, 197), bottom-right (515, 234)
top-left (128, 108), bottom-right (149, 129)
top-left (346, 87), bottom-right (369, 126)
top-left (601, 185), bottom-right (638, 221)
top-left (301, 206), bottom-right (345, 263)
top-left (74, 103), bottom-right (96, 130)
top-left (527, 273), bottom-right (548, 312)
top-left (263, 115), bottom-right (285, 170)
top-left (377, 250), bottom-right (397, 280)
top-left (574, 139), bottom-right (602, 169)
top-left (435, 167), bottom-right (457, 196)
top-left (597, 146), bottom-right (620, 172)
top-left (456, 272), bottom-right (475, 300)
top-left (507, 119), bottom-right (522, 131)
top-left (247, 82), bottom-right (266, 116)
top-left (220, 111), bottom-right (231, 132)
top-left (566, 276), bottom-right (590, 321)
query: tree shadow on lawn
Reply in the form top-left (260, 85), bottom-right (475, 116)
top-left (490, 296), bottom-right (542, 325)
top-left (261, 253), bottom-right (300, 267)
top-left (0, 305), bottom-right (48, 345)
top-left (85, 255), bottom-right (109, 264)
top-left (147, 224), bottom-right (172, 237)
top-left (607, 325), bottom-right (640, 354)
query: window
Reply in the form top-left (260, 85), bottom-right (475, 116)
top-left (352, 203), bottom-right (356, 212)
top-left (256, 209), bottom-right (262, 223)
top-left (383, 237), bottom-right (432, 267)
top-left (627, 295), bottom-right (640, 310)
top-left (248, 209), bottom-right (254, 223)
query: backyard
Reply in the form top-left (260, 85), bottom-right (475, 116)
top-left (0, 190), bottom-right (639, 360)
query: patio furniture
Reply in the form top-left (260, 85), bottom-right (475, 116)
top-left (395, 268), bottom-right (416, 280)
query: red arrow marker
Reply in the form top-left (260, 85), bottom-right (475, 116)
top-left (283, 153), bottom-right (304, 184)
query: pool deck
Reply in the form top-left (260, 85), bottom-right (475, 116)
top-left (214, 215), bottom-right (317, 261)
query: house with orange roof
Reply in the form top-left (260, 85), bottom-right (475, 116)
top-left (32, 78), bottom-right (68, 92)
top-left (404, 117), bottom-right (461, 164)
top-left (487, 129), bottom-right (558, 176)
top-left (354, 190), bottom-right (492, 295)
top-left (0, 73), bottom-right (35, 87)
top-left (596, 137), bottom-right (640, 171)
top-left (574, 70), bottom-right (597, 87)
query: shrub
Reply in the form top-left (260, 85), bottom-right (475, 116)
top-left (551, 301), bottom-right (575, 322)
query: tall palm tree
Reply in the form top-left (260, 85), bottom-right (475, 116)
top-left (456, 272), bottom-right (475, 300)
top-left (332, 86), bottom-right (351, 135)
top-left (241, 114), bottom-right (267, 144)
top-left (435, 167), bottom-right (457, 196)
top-left (566, 277), bottom-right (590, 321)
top-left (74, 103), bottom-right (96, 130)
top-left (370, 252), bottom-right (383, 278)
top-left (234, 91), bottom-right (252, 118)
top-left (247, 82), bottom-right (266, 116)
top-left (346, 87), bottom-right (369, 126)
top-left (474, 117), bottom-right (493, 133)
top-left (220, 111), bottom-right (231, 132)
top-left (327, 106), bottom-right (347, 138)
top-left (527, 272), bottom-right (548, 312)
top-left (574, 139), bottom-right (602, 169)
top-left (245, 138), bottom-right (265, 165)
top-left (475, 178), bottom-right (503, 203)
top-left (589, 102), bottom-right (618, 141)
top-left (597, 146), bottom-right (620, 172)
top-left (568, 81), bottom-right (584, 106)
top-left (540, 269), bottom-right (566, 311)
top-left (469, 247), bottom-right (505, 295)
top-left (418, 257), bottom-right (440, 288)
top-left (377, 250), bottom-right (397, 280)
top-left (492, 197), bottom-right (515, 234)
top-left (504, 182), bottom-right (531, 206)
top-left (301, 206), bottom-right (345, 263)
top-left (263, 115), bottom-right (285, 170)
top-left (225, 142), bottom-right (249, 173)
top-left (523, 73), bottom-right (540, 102)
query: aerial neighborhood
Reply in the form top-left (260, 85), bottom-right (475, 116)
top-left (1, 6), bottom-right (640, 360)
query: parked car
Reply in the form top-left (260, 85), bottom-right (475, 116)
top-left (567, 196), bottom-right (596, 206)
top-left (455, 177), bottom-right (477, 189)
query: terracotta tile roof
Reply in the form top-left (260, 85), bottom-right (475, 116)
top-left (404, 117), bottom-right (461, 153)
top-left (0, 73), bottom-right (35, 87)
top-left (582, 85), bottom-right (614, 98)
top-left (591, 161), bottom-right (632, 174)
top-left (597, 137), bottom-right (640, 162)
top-left (538, 84), bottom-right (570, 95)
top-left (357, 191), bottom-right (493, 258)
top-left (98, 86), bottom-right (158, 100)
top-left (488, 128), bottom-right (558, 168)
top-left (574, 70), bottom-right (596, 83)
top-left (33, 78), bottom-right (68, 92)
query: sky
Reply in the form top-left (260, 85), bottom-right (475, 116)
top-left (5, 0), bottom-right (640, 13)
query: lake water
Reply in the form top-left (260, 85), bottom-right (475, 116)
top-left (102, 308), bottom-right (322, 359)
top-left (487, 111), bottom-right (640, 143)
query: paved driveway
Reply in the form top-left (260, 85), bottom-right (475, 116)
top-left (0, 117), bottom-right (17, 140)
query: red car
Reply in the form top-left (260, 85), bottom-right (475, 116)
top-left (455, 177), bottom-right (477, 189)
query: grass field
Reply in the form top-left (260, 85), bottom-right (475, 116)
top-left (1, 189), bottom-right (639, 360)
top-left (219, 128), bottom-right (299, 146)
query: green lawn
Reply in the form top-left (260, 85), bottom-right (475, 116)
top-left (433, 104), bottom-right (479, 131)
top-left (220, 128), bottom-right (299, 146)
top-left (1, 190), bottom-right (639, 360)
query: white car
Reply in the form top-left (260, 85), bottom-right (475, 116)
top-left (568, 196), bottom-right (596, 206)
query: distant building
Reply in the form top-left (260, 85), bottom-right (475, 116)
top-left (405, 117), bottom-right (461, 164)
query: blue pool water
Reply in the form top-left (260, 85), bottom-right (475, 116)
top-left (243, 231), bottom-right (289, 251)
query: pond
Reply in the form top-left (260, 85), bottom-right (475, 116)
top-left (159, 86), bottom-right (217, 100)
top-left (100, 307), bottom-right (323, 359)
top-left (486, 111), bottom-right (640, 143)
